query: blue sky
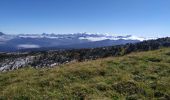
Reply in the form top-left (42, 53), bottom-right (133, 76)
top-left (0, 0), bottom-right (169, 37)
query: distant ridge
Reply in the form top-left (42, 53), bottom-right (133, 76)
top-left (0, 32), bottom-right (5, 36)
top-left (0, 32), bottom-right (152, 52)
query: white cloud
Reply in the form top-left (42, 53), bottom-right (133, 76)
top-left (79, 37), bottom-right (109, 41)
top-left (79, 35), bottom-right (155, 42)
top-left (17, 44), bottom-right (40, 49)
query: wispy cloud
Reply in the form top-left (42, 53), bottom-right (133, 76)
top-left (17, 44), bottom-right (40, 49)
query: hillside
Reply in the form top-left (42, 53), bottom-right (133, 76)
top-left (0, 48), bottom-right (170, 99)
top-left (1, 37), bottom-right (170, 72)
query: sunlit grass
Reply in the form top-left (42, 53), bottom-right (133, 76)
top-left (0, 48), bottom-right (170, 99)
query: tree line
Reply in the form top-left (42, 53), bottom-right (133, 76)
top-left (29, 37), bottom-right (170, 67)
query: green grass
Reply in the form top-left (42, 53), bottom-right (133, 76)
top-left (0, 48), bottom-right (170, 100)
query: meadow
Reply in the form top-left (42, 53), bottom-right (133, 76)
top-left (0, 48), bottom-right (170, 100)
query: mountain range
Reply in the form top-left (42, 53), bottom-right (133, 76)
top-left (0, 32), bottom-right (155, 52)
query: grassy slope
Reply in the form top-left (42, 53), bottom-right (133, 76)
top-left (0, 48), bottom-right (170, 100)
